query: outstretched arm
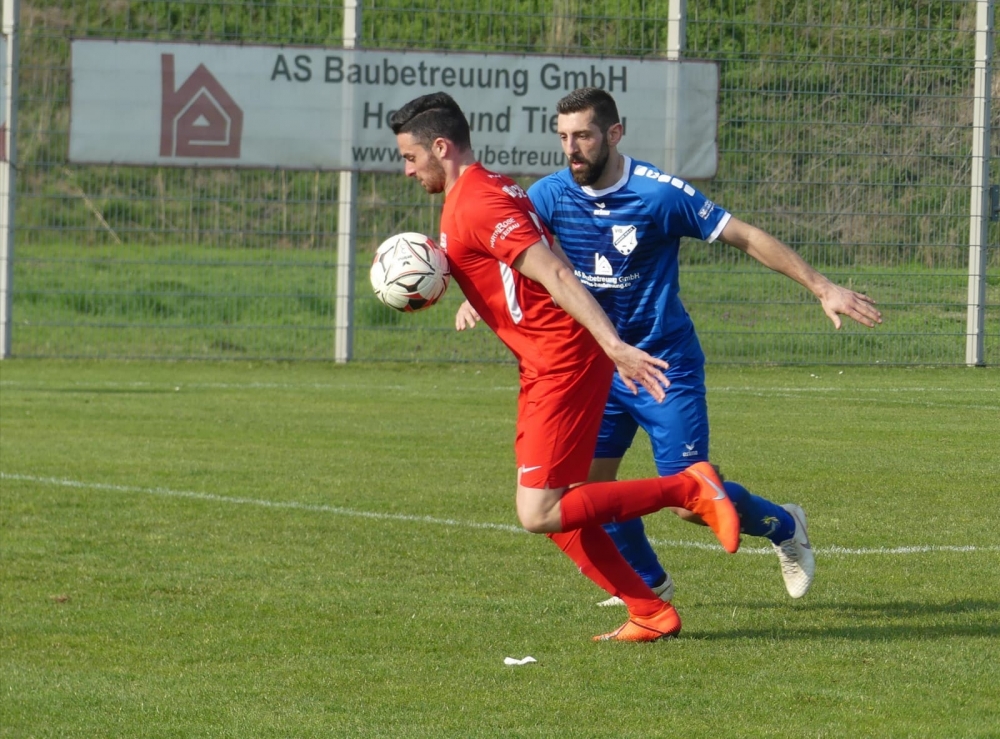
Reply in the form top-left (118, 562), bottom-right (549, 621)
top-left (718, 217), bottom-right (882, 329)
top-left (512, 242), bottom-right (670, 401)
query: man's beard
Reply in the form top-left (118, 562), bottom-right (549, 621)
top-left (420, 155), bottom-right (447, 194)
top-left (569, 137), bottom-right (610, 186)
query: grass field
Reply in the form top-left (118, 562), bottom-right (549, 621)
top-left (13, 241), bottom-right (999, 364)
top-left (1, 360), bottom-right (999, 738)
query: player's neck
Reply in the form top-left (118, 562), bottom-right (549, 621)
top-left (444, 152), bottom-right (479, 196)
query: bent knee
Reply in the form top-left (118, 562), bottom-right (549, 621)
top-left (515, 503), bottom-right (562, 534)
top-left (517, 512), bottom-right (553, 534)
top-left (515, 485), bottom-right (566, 534)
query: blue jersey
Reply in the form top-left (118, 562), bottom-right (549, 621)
top-left (528, 156), bottom-right (730, 359)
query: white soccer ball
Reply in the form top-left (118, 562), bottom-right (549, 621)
top-left (370, 232), bottom-right (450, 312)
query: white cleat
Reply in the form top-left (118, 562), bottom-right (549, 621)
top-left (596, 572), bottom-right (675, 607)
top-left (773, 503), bottom-right (815, 598)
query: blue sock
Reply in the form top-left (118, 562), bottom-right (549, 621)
top-left (724, 481), bottom-right (795, 543)
top-left (602, 518), bottom-right (667, 588)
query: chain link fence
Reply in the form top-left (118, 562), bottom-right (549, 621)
top-left (6, 0), bottom-right (998, 364)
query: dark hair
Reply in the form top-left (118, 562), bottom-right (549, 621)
top-left (555, 87), bottom-right (620, 133)
top-left (389, 92), bottom-right (472, 151)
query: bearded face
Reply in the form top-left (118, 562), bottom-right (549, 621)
top-left (566, 129), bottom-right (611, 186)
top-left (397, 134), bottom-right (448, 194)
top-left (415, 151), bottom-right (447, 194)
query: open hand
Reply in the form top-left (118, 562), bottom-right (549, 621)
top-left (820, 285), bottom-right (882, 329)
top-left (608, 344), bottom-right (670, 402)
top-left (455, 300), bottom-right (482, 331)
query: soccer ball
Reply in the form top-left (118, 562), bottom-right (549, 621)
top-left (369, 232), bottom-right (450, 312)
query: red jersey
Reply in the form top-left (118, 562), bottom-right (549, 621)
top-left (440, 163), bottom-right (601, 378)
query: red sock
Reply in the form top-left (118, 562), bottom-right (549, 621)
top-left (547, 527), bottom-right (662, 617)
top-left (559, 475), bottom-right (696, 532)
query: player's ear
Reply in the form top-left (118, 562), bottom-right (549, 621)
top-left (431, 136), bottom-right (450, 159)
top-left (606, 122), bottom-right (624, 147)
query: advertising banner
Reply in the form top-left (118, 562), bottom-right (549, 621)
top-left (70, 39), bottom-right (719, 177)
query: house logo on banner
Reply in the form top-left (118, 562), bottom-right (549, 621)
top-left (159, 54), bottom-right (243, 159)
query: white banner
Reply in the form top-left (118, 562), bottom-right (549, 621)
top-left (69, 39), bottom-right (718, 178)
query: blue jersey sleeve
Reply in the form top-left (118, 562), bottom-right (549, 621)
top-left (641, 176), bottom-right (730, 244)
top-left (527, 176), bottom-right (559, 231)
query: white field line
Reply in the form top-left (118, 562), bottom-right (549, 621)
top-left (4, 472), bottom-right (998, 556)
top-left (0, 380), bottom-right (522, 394)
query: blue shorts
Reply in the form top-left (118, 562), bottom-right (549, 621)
top-left (595, 331), bottom-right (709, 476)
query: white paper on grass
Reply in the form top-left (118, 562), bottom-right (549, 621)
top-left (503, 656), bottom-right (537, 666)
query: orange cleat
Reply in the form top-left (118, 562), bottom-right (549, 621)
top-left (681, 461), bottom-right (741, 553)
top-left (593, 603), bottom-right (682, 642)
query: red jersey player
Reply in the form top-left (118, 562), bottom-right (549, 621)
top-left (389, 92), bottom-right (739, 642)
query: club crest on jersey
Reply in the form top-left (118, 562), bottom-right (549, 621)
top-left (612, 225), bottom-right (638, 255)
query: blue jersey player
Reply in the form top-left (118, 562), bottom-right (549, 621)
top-left (456, 88), bottom-right (881, 603)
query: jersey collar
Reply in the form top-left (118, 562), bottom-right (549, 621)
top-left (580, 156), bottom-right (632, 198)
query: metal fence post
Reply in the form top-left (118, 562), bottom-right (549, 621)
top-left (0, 0), bottom-right (20, 360)
top-left (667, 0), bottom-right (687, 60)
top-left (966, 0), bottom-right (995, 367)
top-left (335, 0), bottom-right (362, 363)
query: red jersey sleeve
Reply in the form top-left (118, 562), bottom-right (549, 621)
top-left (456, 184), bottom-right (550, 268)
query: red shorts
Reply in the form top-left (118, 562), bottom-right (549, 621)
top-left (514, 352), bottom-right (614, 490)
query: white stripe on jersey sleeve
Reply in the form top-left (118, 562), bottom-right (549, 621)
top-left (707, 211), bottom-right (732, 243)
